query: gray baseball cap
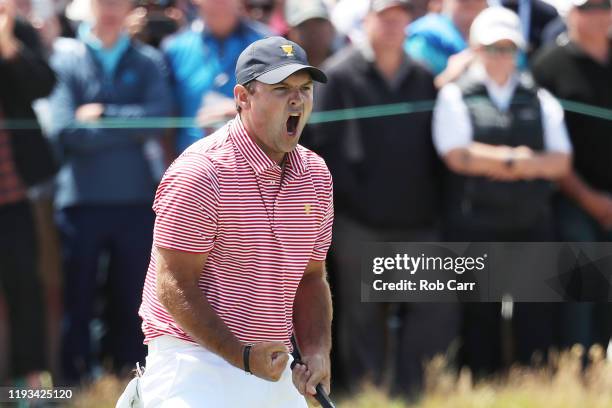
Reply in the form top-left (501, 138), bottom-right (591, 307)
top-left (235, 37), bottom-right (327, 85)
top-left (285, 0), bottom-right (330, 28)
top-left (370, 0), bottom-right (413, 13)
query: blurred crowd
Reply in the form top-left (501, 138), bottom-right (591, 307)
top-left (1, 0), bottom-right (612, 401)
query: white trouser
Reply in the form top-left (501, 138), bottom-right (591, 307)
top-left (139, 335), bottom-right (307, 408)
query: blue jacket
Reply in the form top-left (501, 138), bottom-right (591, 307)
top-left (163, 20), bottom-right (268, 153)
top-left (49, 37), bottom-right (173, 209)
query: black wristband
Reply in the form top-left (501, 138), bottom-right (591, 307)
top-left (243, 344), bottom-right (253, 374)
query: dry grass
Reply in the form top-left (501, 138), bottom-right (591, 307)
top-left (64, 375), bottom-right (130, 408)
top-left (65, 345), bottom-right (612, 408)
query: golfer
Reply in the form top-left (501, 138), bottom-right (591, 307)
top-left (136, 36), bottom-right (333, 407)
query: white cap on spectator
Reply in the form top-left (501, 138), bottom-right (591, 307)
top-left (285, 0), bottom-right (330, 28)
top-left (370, 0), bottom-right (413, 13)
top-left (470, 7), bottom-right (526, 50)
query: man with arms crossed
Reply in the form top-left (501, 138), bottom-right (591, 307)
top-left (137, 36), bottom-right (333, 407)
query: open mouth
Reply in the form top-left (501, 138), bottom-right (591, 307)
top-left (286, 113), bottom-right (301, 136)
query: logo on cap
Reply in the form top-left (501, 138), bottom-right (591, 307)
top-left (281, 45), bottom-right (295, 57)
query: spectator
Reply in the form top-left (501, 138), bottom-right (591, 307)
top-left (285, 0), bottom-right (336, 67)
top-left (309, 0), bottom-right (456, 395)
top-left (405, 0), bottom-right (487, 77)
top-left (163, 0), bottom-right (269, 154)
top-left (494, 0), bottom-right (559, 54)
top-left (532, 0), bottom-right (612, 352)
top-left (48, 0), bottom-right (173, 382)
top-left (0, 0), bottom-right (57, 385)
top-left (124, 4), bottom-right (184, 49)
top-left (433, 7), bottom-right (571, 374)
top-left (14, 0), bottom-right (62, 51)
top-left (9, 0), bottom-right (66, 382)
top-left (243, 0), bottom-right (275, 26)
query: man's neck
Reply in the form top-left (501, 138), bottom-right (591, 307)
top-left (92, 27), bottom-right (121, 49)
top-left (488, 72), bottom-right (512, 87)
top-left (203, 18), bottom-right (240, 41)
top-left (372, 46), bottom-right (404, 82)
top-left (571, 32), bottom-right (609, 63)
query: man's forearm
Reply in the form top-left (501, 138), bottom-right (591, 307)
top-left (445, 145), bottom-right (511, 178)
top-left (157, 275), bottom-right (243, 369)
top-left (524, 152), bottom-right (571, 180)
top-left (293, 273), bottom-right (333, 356)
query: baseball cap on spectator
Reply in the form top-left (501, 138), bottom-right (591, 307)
top-left (236, 36), bottom-right (327, 85)
top-left (369, 0), bottom-right (413, 13)
top-left (571, 0), bottom-right (611, 10)
top-left (285, 0), bottom-right (330, 28)
top-left (470, 7), bottom-right (526, 49)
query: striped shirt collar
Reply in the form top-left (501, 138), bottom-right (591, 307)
top-left (229, 114), bottom-right (307, 177)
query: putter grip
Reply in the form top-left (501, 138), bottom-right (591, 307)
top-left (290, 360), bottom-right (335, 408)
top-left (314, 383), bottom-right (335, 408)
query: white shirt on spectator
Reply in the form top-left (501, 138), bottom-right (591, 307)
top-left (433, 64), bottom-right (572, 156)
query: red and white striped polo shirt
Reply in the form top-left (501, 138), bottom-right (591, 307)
top-left (139, 115), bottom-right (334, 348)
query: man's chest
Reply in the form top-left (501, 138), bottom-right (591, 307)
top-left (552, 56), bottom-right (612, 107)
top-left (215, 173), bottom-right (322, 254)
top-left (73, 62), bottom-right (148, 105)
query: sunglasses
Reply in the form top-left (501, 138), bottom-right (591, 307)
top-left (245, 4), bottom-right (274, 13)
top-left (483, 44), bottom-right (518, 56)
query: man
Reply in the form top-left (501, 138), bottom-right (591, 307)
top-left (532, 0), bottom-right (612, 351)
top-left (48, 0), bottom-right (173, 382)
top-left (163, 0), bottom-right (269, 153)
top-left (137, 37), bottom-right (333, 407)
top-left (433, 7), bottom-right (572, 373)
top-left (0, 0), bottom-right (57, 384)
top-left (285, 0), bottom-right (336, 68)
top-left (405, 0), bottom-right (487, 77)
top-left (307, 0), bottom-right (456, 395)
top-left (244, 0), bottom-right (276, 26)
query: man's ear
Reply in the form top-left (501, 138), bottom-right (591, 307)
top-left (234, 84), bottom-right (251, 112)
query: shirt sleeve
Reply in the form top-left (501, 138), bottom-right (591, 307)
top-left (538, 88), bottom-right (573, 154)
top-left (311, 170), bottom-right (334, 261)
top-left (432, 83), bottom-right (473, 156)
top-left (152, 152), bottom-right (220, 253)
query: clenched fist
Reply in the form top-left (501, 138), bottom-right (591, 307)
top-left (248, 341), bottom-right (289, 382)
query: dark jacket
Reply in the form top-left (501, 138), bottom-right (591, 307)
top-left (0, 18), bottom-right (58, 187)
top-left (304, 46), bottom-right (442, 229)
top-left (532, 40), bottom-right (612, 193)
